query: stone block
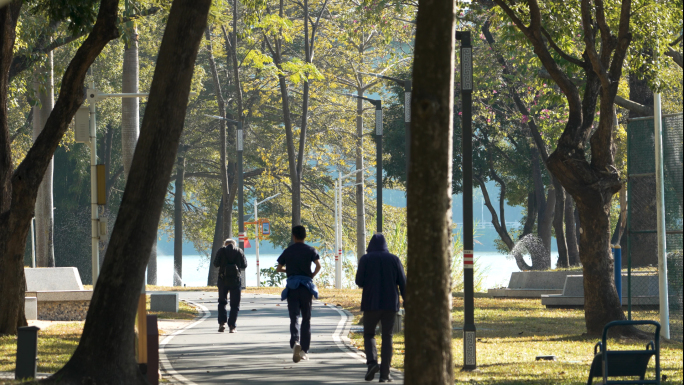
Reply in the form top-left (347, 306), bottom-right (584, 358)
top-left (25, 297), bottom-right (37, 320)
top-left (38, 301), bottom-right (89, 321)
top-left (25, 267), bottom-right (84, 291)
top-left (150, 293), bottom-right (179, 312)
top-left (508, 270), bottom-right (581, 289)
top-left (541, 273), bottom-right (660, 308)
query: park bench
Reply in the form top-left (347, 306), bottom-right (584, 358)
top-left (586, 320), bottom-right (661, 385)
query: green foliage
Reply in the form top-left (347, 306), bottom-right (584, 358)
top-left (260, 263), bottom-right (285, 287)
top-left (31, 0), bottom-right (100, 36)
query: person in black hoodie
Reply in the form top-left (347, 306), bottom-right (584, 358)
top-left (214, 239), bottom-right (247, 333)
top-left (356, 233), bottom-right (406, 382)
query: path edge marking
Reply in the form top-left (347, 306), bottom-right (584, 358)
top-left (158, 299), bottom-right (210, 385)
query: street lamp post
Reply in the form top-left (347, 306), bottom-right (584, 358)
top-left (86, 85), bottom-right (152, 286)
top-left (358, 72), bottom-right (412, 181)
top-left (335, 167), bottom-right (368, 288)
top-left (343, 94), bottom-right (384, 233)
top-left (456, 30), bottom-right (476, 371)
top-left (204, 114), bottom-right (246, 288)
top-left (253, 193), bottom-right (281, 287)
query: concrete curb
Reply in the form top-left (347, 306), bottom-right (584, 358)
top-left (158, 299), bottom-right (210, 385)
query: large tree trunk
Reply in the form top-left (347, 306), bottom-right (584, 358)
top-left (205, 28), bottom-right (236, 241)
top-left (0, 1), bottom-right (25, 335)
top-left (493, 0), bottom-right (633, 335)
top-left (207, 198), bottom-right (223, 285)
top-left (0, 0), bottom-right (119, 336)
top-left (565, 194), bottom-right (580, 265)
top-left (553, 180), bottom-right (569, 268)
top-left (355, 87), bottom-right (366, 260)
top-left (404, 0), bottom-right (454, 381)
top-left (42, 0), bottom-right (210, 381)
top-left (33, 51), bottom-right (55, 267)
top-left (173, 149), bottom-right (185, 286)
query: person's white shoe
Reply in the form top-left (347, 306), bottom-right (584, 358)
top-left (299, 352), bottom-right (308, 361)
top-left (293, 343), bottom-right (302, 363)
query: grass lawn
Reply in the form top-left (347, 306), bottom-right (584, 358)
top-left (0, 296), bottom-right (199, 375)
top-left (348, 296), bottom-right (683, 384)
top-left (5, 286), bottom-right (680, 385)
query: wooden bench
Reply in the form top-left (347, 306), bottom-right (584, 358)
top-left (587, 320), bottom-right (661, 385)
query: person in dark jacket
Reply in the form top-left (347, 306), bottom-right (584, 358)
top-left (355, 233), bottom-right (406, 382)
top-left (276, 225), bottom-right (321, 363)
top-left (213, 239), bottom-right (247, 333)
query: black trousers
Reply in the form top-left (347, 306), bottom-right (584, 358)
top-left (217, 280), bottom-right (241, 328)
top-left (363, 310), bottom-right (397, 379)
top-left (287, 286), bottom-right (313, 352)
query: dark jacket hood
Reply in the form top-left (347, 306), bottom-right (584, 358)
top-left (366, 233), bottom-right (389, 253)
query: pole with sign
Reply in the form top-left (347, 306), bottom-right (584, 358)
top-left (457, 30), bottom-right (476, 371)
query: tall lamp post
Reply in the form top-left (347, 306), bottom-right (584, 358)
top-left (343, 94), bottom-right (383, 233)
top-left (334, 167), bottom-right (368, 288)
top-left (456, 30), bottom-right (476, 371)
top-left (204, 114), bottom-right (246, 288)
top-left (358, 72), bottom-right (411, 181)
top-left (252, 193), bottom-right (281, 287)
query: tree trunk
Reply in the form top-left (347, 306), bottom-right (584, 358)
top-left (207, 198), bottom-right (223, 285)
top-left (476, 175), bottom-right (514, 250)
top-left (404, 0), bottom-right (454, 381)
top-left (33, 51), bottom-right (55, 267)
top-left (121, 28), bottom-right (139, 178)
top-left (205, 28), bottom-right (234, 241)
top-left (355, 87), bottom-right (366, 260)
top-left (0, 0), bottom-right (119, 336)
top-left (565, 194), bottom-right (580, 265)
top-left (43, 0), bottom-right (210, 380)
top-left (173, 150), bottom-right (185, 286)
top-left (522, 192), bottom-right (536, 237)
top-left (574, 194), bottom-right (625, 334)
top-left (553, 179), bottom-right (569, 268)
top-left (147, 236), bottom-right (157, 285)
top-left (537, 186), bottom-right (555, 268)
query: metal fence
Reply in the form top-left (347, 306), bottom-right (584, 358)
top-left (627, 113), bottom-right (683, 342)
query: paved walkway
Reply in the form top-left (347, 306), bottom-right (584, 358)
top-left (160, 292), bottom-right (404, 384)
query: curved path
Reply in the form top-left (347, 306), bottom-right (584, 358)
top-left (160, 292), bottom-right (404, 384)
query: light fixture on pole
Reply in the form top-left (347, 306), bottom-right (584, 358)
top-left (357, 72), bottom-right (412, 181)
top-left (81, 81), bottom-right (152, 287)
top-left (253, 193), bottom-right (281, 287)
top-left (78, 87), bottom-right (197, 286)
top-left (334, 167), bottom-right (368, 289)
top-left (342, 93), bottom-right (384, 233)
top-left (456, 30), bottom-right (477, 371)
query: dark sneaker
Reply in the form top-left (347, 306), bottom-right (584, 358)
top-left (218, 324), bottom-right (225, 332)
top-left (365, 364), bottom-right (380, 381)
top-left (229, 327), bottom-right (236, 333)
top-left (379, 377), bottom-right (393, 382)
top-left (293, 343), bottom-right (302, 363)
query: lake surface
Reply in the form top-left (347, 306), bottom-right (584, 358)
top-left (150, 251), bottom-right (559, 289)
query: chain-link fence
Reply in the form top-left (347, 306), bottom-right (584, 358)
top-left (627, 113), bottom-right (683, 342)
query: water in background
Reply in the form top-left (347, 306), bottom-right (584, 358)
top-left (150, 251), bottom-right (558, 289)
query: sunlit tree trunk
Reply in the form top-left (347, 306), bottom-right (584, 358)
top-left (404, 0), bottom-right (455, 380)
top-left (44, 0), bottom-right (210, 380)
top-left (355, 87), bottom-right (366, 260)
top-left (32, 51), bottom-right (55, 267)
top-left (173, 149), bottom-right (185, 286)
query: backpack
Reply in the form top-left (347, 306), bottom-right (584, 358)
top-left (218, 247), bottom-right (241, 287)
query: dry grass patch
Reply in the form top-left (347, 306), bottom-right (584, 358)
top-left (0, 322), bottom-right (82, 374)
top-left (350, 297), bottom-right (683, 384)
